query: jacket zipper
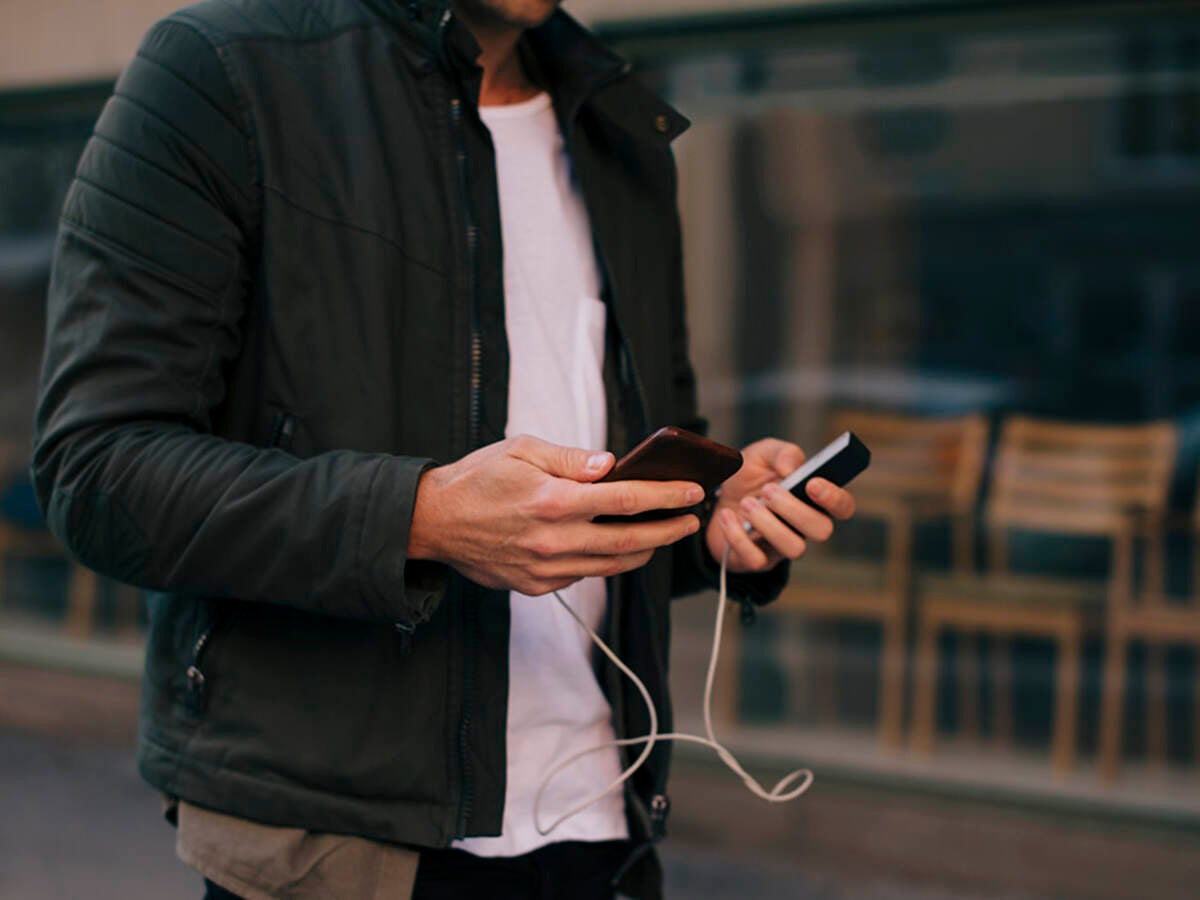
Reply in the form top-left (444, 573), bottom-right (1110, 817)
top-left (186, 622), bottom-right (214, 714)
top-left (449, 95), bottom-right (483, 450)
top-left (448, 88), bottom-right (480, 839)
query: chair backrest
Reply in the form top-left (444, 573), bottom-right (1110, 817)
top-left (828, 408), bottom-right (988, 515)
top-left (827, 409), bottom-right (989, 570)
top-left (987, 417), bottom-right (1177, 543)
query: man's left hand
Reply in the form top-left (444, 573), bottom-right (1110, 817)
top-left (705, 438), bottom-right (857, 574)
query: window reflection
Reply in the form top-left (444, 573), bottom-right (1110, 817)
top-left (640, 6), bottom-right (1200, 811)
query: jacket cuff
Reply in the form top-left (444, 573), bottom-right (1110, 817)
top-left (357, 455), bottom-right (448, 625)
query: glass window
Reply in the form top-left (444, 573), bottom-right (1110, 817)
top-left (611, 2), bottom-right (1200, 818)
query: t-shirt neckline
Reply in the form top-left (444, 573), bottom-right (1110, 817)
top-left (478, 91), bottom-right (553, 120)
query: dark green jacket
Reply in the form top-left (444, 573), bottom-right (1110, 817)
top-left (32, 1), bottom-right (786, 896)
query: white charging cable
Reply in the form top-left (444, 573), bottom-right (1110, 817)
top-left (534, 546), bottom-right (814, 836)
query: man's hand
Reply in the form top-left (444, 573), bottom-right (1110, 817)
top-left (705, 438), bottom-right (857, 574)
top-left (408, 435), bottom-right (705, 596)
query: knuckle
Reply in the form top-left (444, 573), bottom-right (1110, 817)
top-left (529, 488), bottom-right (567, 522)
top-left (525, 533), bottom-right (559, 560)
top-left (618, 486), bottom-right (640, 515)
top-left (603, 558), bottom-right (629, 577)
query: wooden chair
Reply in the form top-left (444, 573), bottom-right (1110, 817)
top-left (0, 439), bottom-right (105, 637)
top-left (1099, 474), bottom-right (1200, 781)
top-left (715, 409), bottom-right (988, 748)
top-left (910, 417), bottom-right (1177, 776)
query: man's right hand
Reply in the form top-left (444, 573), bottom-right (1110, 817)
top-left (408, 435), bottom-right (704, 596)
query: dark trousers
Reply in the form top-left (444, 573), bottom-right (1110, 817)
top-left (203, 839), bottom-right (633, 900)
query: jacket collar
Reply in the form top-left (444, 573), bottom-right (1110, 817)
top-left (524, 11), bottom-right (688, 144)
top-left (357, 1), bottom-right (689, 142)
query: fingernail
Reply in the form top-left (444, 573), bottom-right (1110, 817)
top-left (686, 486), bottom-right (704, 504)
top-left (740, 497), bottom-right (757, 514)
top-left (762, 483), bottom-right (779, 499)
top-left (810, 481), bottom-right (829, 499)
top-left (586, 453), bottom-right (609, 473)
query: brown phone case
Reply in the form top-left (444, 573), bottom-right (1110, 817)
top-left (596, 426), bottom-right (743, 522)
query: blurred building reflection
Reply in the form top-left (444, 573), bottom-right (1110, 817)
top-left (615, 0), bottom-right (1200, 821)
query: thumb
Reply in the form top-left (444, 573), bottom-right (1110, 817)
top-left (768, 441), bottom-right (806, 479)
top-left (510, 435), bottom-right (613, 482)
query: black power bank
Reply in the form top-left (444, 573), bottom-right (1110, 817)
top-left (779, 431), bottom-right (871, 506)
top-left (742, 431), bottom-right (871, 535)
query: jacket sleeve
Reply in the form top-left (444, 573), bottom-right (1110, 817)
top-left (660, 146), bottom-right (789, 605)
top-left (31, 18), bottom-right (446, 626)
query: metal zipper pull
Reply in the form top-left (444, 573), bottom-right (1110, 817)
top-left (649, 792), bottom-right (670, 841)
top-left (739, 599), bottom-right (758, 627)
top-left (185, 624), bottom-right (215, 714)
top-left (185, 665), bottom-right (208, 714)
top-left (394, 621), bottom-right (415, 656)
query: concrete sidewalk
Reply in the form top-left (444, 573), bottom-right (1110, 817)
top-left (0, 729), bottom-right (995, 900)
top-left (4, 659), bottom-right (1199, 900)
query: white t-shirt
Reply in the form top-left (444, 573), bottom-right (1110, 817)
top-left (453, 92), bottom-right (628, 857)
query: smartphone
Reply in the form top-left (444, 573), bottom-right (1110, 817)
top-left (743, 431), bottom-right (870, 532)
top-left (597, 426), bottom-right (743, 522)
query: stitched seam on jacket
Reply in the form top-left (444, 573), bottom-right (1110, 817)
top-left (262, 184), bottom-right (448, 277)
top-left (182, 25), bottom-right (263, 428)
top-left (131, 51), bottom-right (251, 140)
top-left (256, 0), bottom-right (299, 37)
top-left (148, 17), bottom-right (261, 191)
top-left (71, 174), bottom-right (236, 262)
top-left (57, 218), bottom-right (225, 301)
top-left (189, 236), bottom-right (242, 423)
top-left (109, 92), bottom-right (251, 196)
top-left (177, 8), bottom-right (375, 49)
top-left (89, 134), bottom-right (242, 215)
top-left (201, 1), bottom-right (264, 38)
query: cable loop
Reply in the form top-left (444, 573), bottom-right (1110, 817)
top-left (534, 547), bottom-right (814, 835)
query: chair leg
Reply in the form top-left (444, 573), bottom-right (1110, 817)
top-left (879, 613), bottom-right (905, 750)
top-left (1194, 660), bottom-right (1200, 773)
top-left (1146, 643), bottom-right (1169, 769)
top-left (910, 619), bottom-right (939, 755)
top-left (0, 528), bottom-right (9, 609)
top-left (1190, 662), bottom-right (1200, 777)
top-left (994, 635), bottom-right (1014, 750)
top-left (64, 564), bottom-right (99, 638)
top-left (1099, 633), bottom-right (1128, 783)
top-left (957, 632), bottom-right (980, 745)
top-left (1051, 627), bottom-right (1082, 777)
top-left (812, 622), bottom-right (838, 725)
